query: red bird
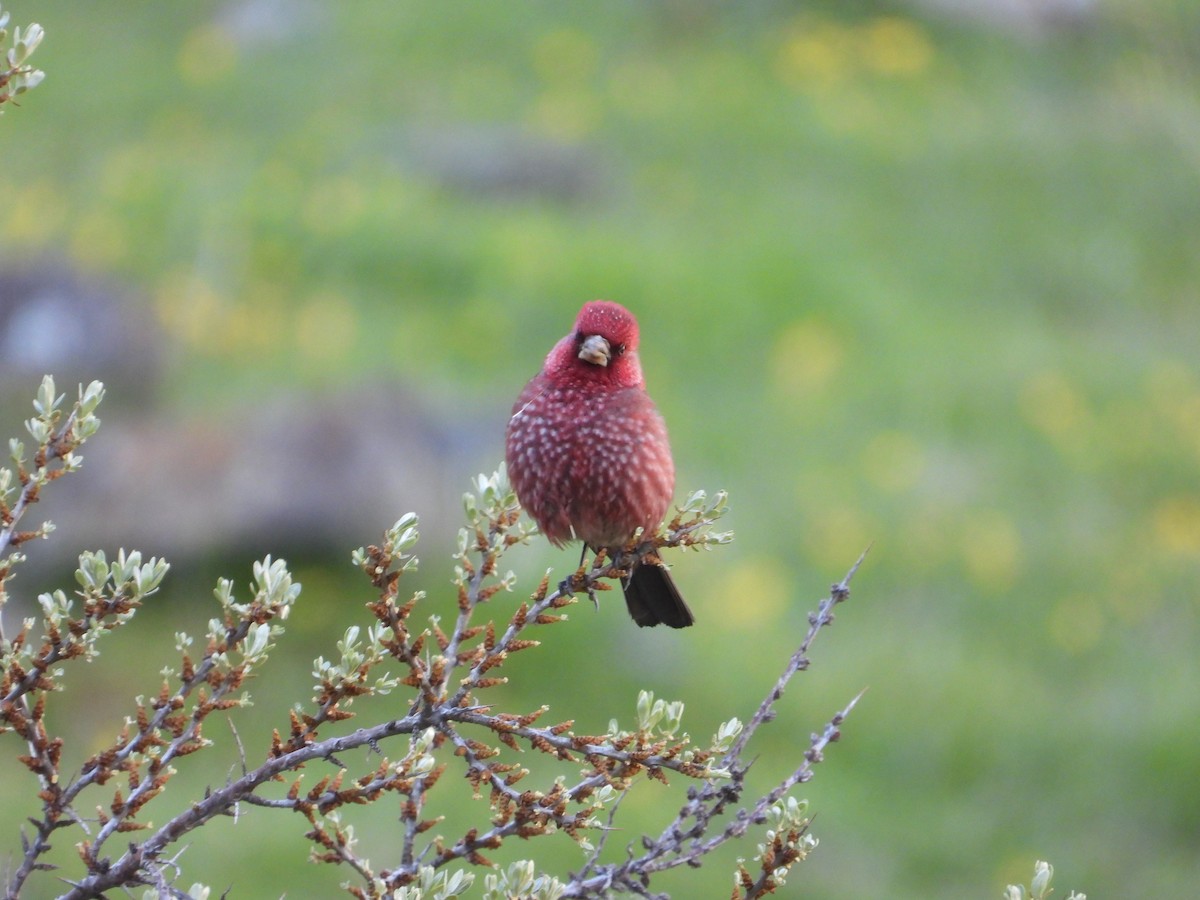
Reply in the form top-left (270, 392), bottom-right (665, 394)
top-left (506, 300), bottom-right (694, 628)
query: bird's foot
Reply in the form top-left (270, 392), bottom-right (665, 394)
top-left (559, 563), bottom-right (591, 595)
top-left (630, 540), bottom-right (664, 568)
top-left (559, 560), bottom-right (604, 612)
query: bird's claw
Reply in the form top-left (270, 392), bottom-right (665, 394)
top-left (630, 540), bottom-right (662, 567)
top-left (558, 569), bottom-right (602, 612)
top-left (559, 568), bottom-right (590, 594)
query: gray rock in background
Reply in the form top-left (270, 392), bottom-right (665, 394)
top-left (2, 263), bottom-right (499, 579)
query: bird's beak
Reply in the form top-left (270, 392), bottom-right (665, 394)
top-left (578, 334), bottom-right (611, 367)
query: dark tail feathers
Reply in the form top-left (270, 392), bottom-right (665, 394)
top-left (623, 563), bottom-right (694, 628)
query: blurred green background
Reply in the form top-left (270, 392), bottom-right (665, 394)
top-left (3, 0), bottom-right (1200, 897)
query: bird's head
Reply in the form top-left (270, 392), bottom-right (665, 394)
top-left (545, 300), bottom-right (645, 388)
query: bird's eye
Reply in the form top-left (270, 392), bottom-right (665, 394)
top-left (614, 343), bottom-right (626, 356)
top-left (574, 330), bottom-right (584, 344)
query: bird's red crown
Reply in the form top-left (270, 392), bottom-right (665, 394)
top-left (573, 300), bottom-right (640, 352)
top-left (544, 300), bottom-right (645, 389)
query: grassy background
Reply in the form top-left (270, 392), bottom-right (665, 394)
top-left (4, 0), bottom-right (1200, 896)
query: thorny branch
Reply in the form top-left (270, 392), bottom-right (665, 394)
top-left (558, 551), bottom-right (869, 899)
top-left (1, 379), bottom-right (105, 898)
top-left (1, 380), bottom-right (866, 900)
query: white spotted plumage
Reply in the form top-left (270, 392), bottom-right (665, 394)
top-left (505, 300), bottom-right (694, 628)
top-left (507, 378), bottom-right (674, 548)
top-left (505, 302), bottom-right (675, 550)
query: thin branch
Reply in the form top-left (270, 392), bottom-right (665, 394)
top-left (0, 405), bottom-right (81, 561)
top-left (724, 545), bottom-right (868, 767)
top-left (3, 423), bottom-right (860, 900)
top-left (556, 550), bottom-right (870, 898)
top-left (58, 713), bottom-right (422, 900)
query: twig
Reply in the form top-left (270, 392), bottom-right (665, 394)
top-left (58, 713), bottom-right (423, 900)
top-left (557, 550), bottom-right (869, 898)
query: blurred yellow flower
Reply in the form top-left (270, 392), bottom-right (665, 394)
top-left (529, 29), bottom-right (602, 140)
top-left (769, 318), bottom-right (843, 400)
top-left (898, 502), bottom-right (956, 572)
top-left (529, 88), bottom-right (601, 141)
top-left (775, 19), bottom-right (855, 92)
top-left (177, 24), bottom-right (237, 87)
top-left (295, 291), bottom-right (359, 365)
top-left (156, 270), bottom-right (228, 350)
top-left (1019, 370), bottom-right (1092, 450)
top-left (710, 556), bottom-right (790, 631)
top-left (225, 283), bottom-right (288, 356)
top-left (1146, 360), bottom-right (1200, 455)
top-left (4, 179), bottom-right (67, 246)
top-left (803, 504), bottom-right (874, 568)
top-left (70, 209), bottom-right (128, 268)
top-left (775, 15), bottom-right (933, 92)
top-left (490, 215), bottom-right (559, 288)
top-left (960, 511), bottom-right (1022, 593)
top-left (1153, 496), bottom-right (1200, 558)
top-left (862, 17), bottom-right (933, 77)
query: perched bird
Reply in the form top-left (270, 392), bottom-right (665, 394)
top-left (506, 300), bottom-right (694, 628)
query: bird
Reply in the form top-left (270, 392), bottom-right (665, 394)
top-left (505, 300), bottom-right (694, 628)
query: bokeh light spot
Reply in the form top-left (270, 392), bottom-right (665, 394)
top-left (803, 504), bottom-right (874, 567)
top-left (770, 318), bottom-right (844, 399)
top-left (489, 216), bottom-right (560, 288)
top-left (528, 29), bottom-right (602, 139)
top-left (155, 270), bottom-right (225, 347)
top-left (177, 24), bottom-right (238, 87)
top-left (295, 291), bottom-right (359, 365)
top-left (1146, 360), bottom-right (1200, 456)
top-left (862, 17), bottom-right (933, 77)
top-left (709, 556), bottom-right (789, 632)
top-left (775, 15), bottom-right (931, 93)
top-left (1153, 496), bottom-right (1200, 558)
top-left (960, 511), bottom-right (1022, 593)
top-left (775, 19), bottom-right (854, 92)
top-left (1019, 371), bottom-right (1091, 447)
top-left (5, 179), bottom-right (67, 246)
top-left (225, 283), bottom-right (288, 357)
top-left (529, 89), bottom-right (601, 141)
top-left (70, 209), bottom-right (129, 268)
